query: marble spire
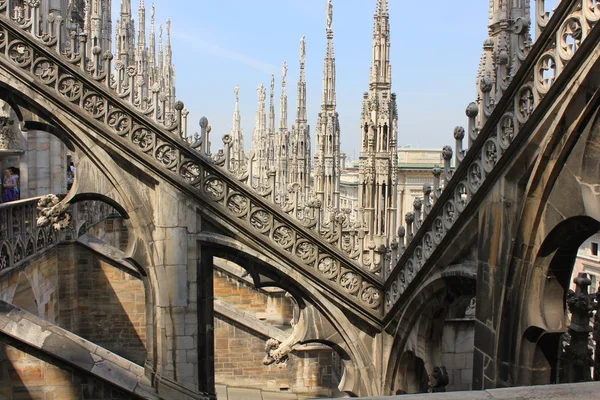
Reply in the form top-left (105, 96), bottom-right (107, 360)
top-left (475, 0), bottom-right (532, 128)
top-left (115, 0), bottom-right (135, 66)
top-left (358, 0), bottom-right (398, 256)
top-left (276, 62), bottom-right (289, 199)
top-left (314, 0), bottom-right (341, 220)
top-left (291, 36), bottom-right (311, 201)
top-left (230, 85), bottom-right (245, 173)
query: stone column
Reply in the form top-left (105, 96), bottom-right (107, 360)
top-left (198, 246), bottom-right (215, 396)
top-left (151, 187), bottom-right (207, 398)
top-left (49, 135), bottom-right (66, 194)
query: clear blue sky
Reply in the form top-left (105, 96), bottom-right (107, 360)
top-left (121, 0), bottom-right (559, 158)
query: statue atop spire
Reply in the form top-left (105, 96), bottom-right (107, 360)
top-left (300, 36), bottom-right (306, 64)
top-left (282, 61), bottom-right (287, 87)
top-left (230, 84), bottom-right (244, 174)
top-left (315, 0), bottom-right (341, 219)
top-left (326, 0), bottom-right (333, 31)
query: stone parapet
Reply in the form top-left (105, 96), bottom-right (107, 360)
top-left (328, 381), bottom-right (600, 400)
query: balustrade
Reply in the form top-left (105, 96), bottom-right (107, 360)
top-left (0, 194), bottom-right (120, 273)
top-left (0, 197), bottom-right (56, 272)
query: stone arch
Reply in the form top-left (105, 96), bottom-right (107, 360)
top-left (0, 73), bottom-right (168, 376)
top-left (198, 232), bottom-right (379, 396)
top-left (385, 266), bottom-right (476, 394)
top-left (11, 272), bottom-right (38, 315)
top-left (494, 78), bottom-right (600, 386)
top-left (515, 216), bottom-right (600, 385)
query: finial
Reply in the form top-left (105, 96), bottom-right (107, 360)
top-left (151, 3), bottom-right (155, 19)
top-left (140, 0), bottom-right (144, 7)
top-left (270, 74), bottom-right (275, 93)
top-left (234, 85), bottom-right (240, 102)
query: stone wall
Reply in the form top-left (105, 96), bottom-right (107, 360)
top-left (214, 267), bottom-right (294, 327)
top-left (0, 335), bottom-right (134, 400)
top-left (214, 266), bottom-right (337, 397)
top-left (0, 248), bottom-right (60, 323)
top-left (71, 246), bottom-right (146, 365)
top-left (215, 316), bottom-right (335, 397)
top-left (0, 243), bottom-right (147, 366)
top-left (87, 217), bottom-right (130, 253)
top-left (441, 320), bottom-right (474, 391)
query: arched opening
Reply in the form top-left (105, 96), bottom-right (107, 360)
top-left (388, 272), bottom-right (476, 394)
top-left (394, 351), bottom-right (429, 394)
top-left (0, 99), bottom-right (74, 202)
top-left (383, 123), bottom-right (388, 151)
top-left (199, 233), bottom-right (374, 398)
top-left (11, 273), bottom-right (38, 315)
top-left (211, 255), bottom-right (344, 397)
top-left (517, 216), bottom-right (600, 385)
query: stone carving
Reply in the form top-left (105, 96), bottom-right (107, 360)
top-left (465, 297), bottom-right (476, 318)
top-left (263, 338), bottom-right (289, 367)
top-left (36, 194), bottom-right (70, 231)
top-left (563, 273), bottom-right (594, 382)
top-left (0, 116), bottom-right (20, 152)
top-left (429, 366), bottom-right (449, 393)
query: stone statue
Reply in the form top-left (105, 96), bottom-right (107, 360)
top-left (326, 0), bottom-right (333, 30)
top-left (234, 84), bottom-right (240, 103)
top-left (465, 297), bottom-right (476, 318)
top-left (282, 61), bottom-right (287, 84)
top-left (300, 36), bottom-right (306, 62)
top-left (151, 3), bottom-right (155, 19)
top-left (0, 117), bottom-right (20, 151)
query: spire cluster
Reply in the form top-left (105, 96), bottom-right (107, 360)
top-left (62, 1), bottom-right (178, 122)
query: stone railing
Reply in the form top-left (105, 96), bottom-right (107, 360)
top-left (384, 0), bottom-right (600, 314)
top-left (0, 4), bottom-right (382, 317)
top-left (0, 197), bottom-right (57, 272)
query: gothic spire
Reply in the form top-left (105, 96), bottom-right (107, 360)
top-left (358, 0), bottom-right (398, 251)
top-left (370, 0), bottom-right (391, 88)
top-left (165, 19), bottom-right (172, 67)
top-left (296, 36), bottom-right (307, 123)
top-left (279, 62), bottom-right (288, 131)
top-left (121, 0), bottom-right (131, 14)
top-left (116, 0), bottom-right (135, 66)
top-left (230, 85), bottom-right (244, 173)
top-left (315, 0), bottom-right (341, 218)
top-left (322, 0), bottom-right (336, 108)
top-left (269, 74), bottom-right (276, 134)
top-left (148, 3), bottom-right (156, 87)
top-left (475, 0), bottom-right (531, 127)
top-left (292, 35), bottom-right (311, 201)
top-left (158, 24), bottom-right (164, 87)
top-left (137, 0), bottom-right (146, 49)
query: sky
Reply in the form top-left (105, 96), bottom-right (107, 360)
top-left (117, 0), bottom-right (560, 159)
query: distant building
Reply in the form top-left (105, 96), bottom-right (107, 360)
top-left (572, 232), bottom-right (600, 290)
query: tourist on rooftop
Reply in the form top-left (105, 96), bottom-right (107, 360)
top-left (2, 167), bottom-right (18, 203)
